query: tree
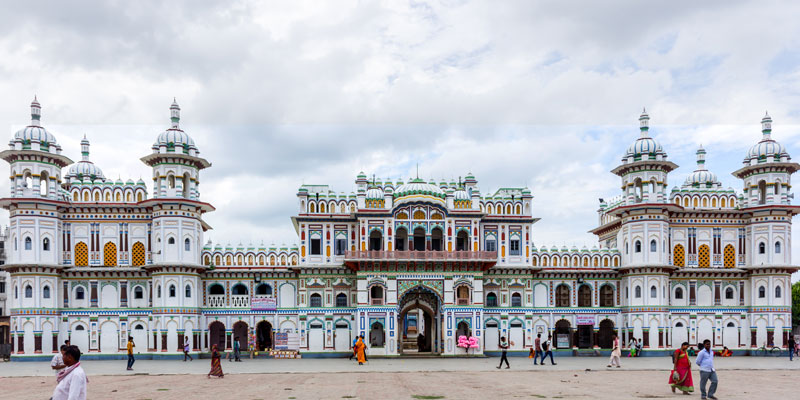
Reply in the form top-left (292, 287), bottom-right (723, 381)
top-left (792, 281), bottom-right (800, 329)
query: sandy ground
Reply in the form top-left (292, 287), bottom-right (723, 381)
top-left (1, 369), bottom-right (794, 400)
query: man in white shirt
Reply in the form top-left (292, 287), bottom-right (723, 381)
top-left (52, 345), bottom-right (87, 400)
top-left (51, 345), bottom-right (67, 375)
top-left (695, 339), bottom-right (718, 400)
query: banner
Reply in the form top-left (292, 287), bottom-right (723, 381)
top-left (251, 297), bottom-right (277, 311)
top-left (575, 315), bottom-right (595, 325)
top-left (274, 332), bottom-right (299, 350)
top-left (556, 333), bottom-right (570, 349)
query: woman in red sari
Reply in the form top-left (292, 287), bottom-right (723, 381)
top-left (669, 342), bottom-right (693, 394)
top-left (208, 344), bottom-right (224, 378)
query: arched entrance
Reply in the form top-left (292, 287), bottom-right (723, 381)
top-left (555, 319), bottom-right (572, 349)
top-left (398, 286), bottom-right (441, 354)
top-left (369, 321), bottom-right (385, 347)
top-left (209, 321), bottom-right (226, 350)
top-left (233, 321), bottom-right (249, 352)
top-left (598, 319), bottom-right (615, 349)
top-left (256, 321), bottom-right (273, 351)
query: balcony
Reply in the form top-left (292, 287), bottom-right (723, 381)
top-left (345, 250), bottom-right (497, 262)
top-left (208, 295), bottom-right (225, 307)
top-left (231, 295), bottom-right (249, 308)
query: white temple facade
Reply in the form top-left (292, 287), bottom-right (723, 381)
top-left (1, 100), bottom-right (795, 359)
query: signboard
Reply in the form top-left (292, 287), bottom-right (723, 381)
top-left (575, 315), bottom-right (595, 325)
top-left (274, 332), bottom-right (300, 350)
top-left (556, 333), bottom-right (570, 349)
top-left (251, 297), bottom-right (277, 311)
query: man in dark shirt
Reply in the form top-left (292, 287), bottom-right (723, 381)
top-left (496, 336), bottom-right (510, 369)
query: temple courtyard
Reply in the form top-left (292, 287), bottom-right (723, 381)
top-left (1, 357), bottom-right (797, 399)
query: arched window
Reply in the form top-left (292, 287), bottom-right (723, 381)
top-left (157, 285), bottom-right (162, 298)
top-left (185, 238), bottom-right (191, 251)
top-left (76, 286), bottom-right (85, 300)
top-left (209, 284), bottom-right (224, 295)
top-left (759, 242), bottom-right (766, 254)
top-left (370, 286), bottom-right (383, 305)
top-left (555, 284), bottom-right (570, 307)
top-left (185, 284), bottom-right (192, 298)
top-left (578, 285), bottom-right (592, 307)
top-left (775, 241), bottom-right (781, 254)
top-left (486, 292), bottom-right (498, 307)
top-left (758, 286), bottom-right (765, 298)
top-left (134, 286), bottom-right (144, 299)
top-left (43, 285), bottom-right (50, 299)
top-left (650, 285), bottom-right (657, 298)
top-left (309, 293), bottom-right (322, 307)
top-left (43, 238), bottom-right (50, 251)
top-left (725, 287), bottom-right (734, 299)
top-left (650, 240), bottom-right (656, 252)
top-left (169, 284), bottom-right (176, 297)
top-left (674, 287), bottom-right (684, 299)
top-left (256, 284), bottom-right (272, 295)
top-left (24, 237), bottom-right (32, 250)
top-left (775, 286), bottom-right (782, 298)
top-left (511, 292), bottom-right (522, 307)
top-left (634, 240), bottom-right (641, 253)
top-left (599, 285), bottom-right (614, 307)
top-left (168, 237), bottom-right (175, 245)
top-left (758, 180), bottom-right (767, 204)
top-left (24, 285), bottom-right (33, 298)
top-left (336, 293), bottom-right (348, 307)
top-left (625, 242), bottom-right (628, 254)
top-left (232, 284), bottom-right (248, 295)
top-left (635, 285), bottom-right (642, 298)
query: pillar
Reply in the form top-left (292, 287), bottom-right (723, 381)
top-left (226, 330), bottom-right (232, 350)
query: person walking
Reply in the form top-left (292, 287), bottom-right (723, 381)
top-left (497, 336), bottom-right (510, 369)
top-left (232, 336), bottom-right (241, 362)
top-left (788, 336), bottom-right (795, 361)
top-left (355, 336), bottom-right (367, 365)
top-left (126, 337), bottom-right (135, 371)
top-left (696, 339), bottom-right (718, 400)
top-left (669, 342), bottom-right (694, 395)
top-left (52, 345), bottom-right (87, 400)
top-left (533, 333), bottom-right (544, 365)
top-left (540, 335), bottom-right (557, 365)
top-left (607, 334), bottom-right (621, 368)
top-left (349, 336), bottom-right (358, 360)
top-left (208, 344), bottom-right (224, 378)
top-left (183, 337), bottom-right (193, 361)
top-left (51, 345), bottom-right (67, 375)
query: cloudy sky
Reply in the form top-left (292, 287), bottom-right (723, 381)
top-left (1, 1), bottom-right (800, 278)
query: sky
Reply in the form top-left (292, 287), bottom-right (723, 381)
top-left (1, 0), bottom-right (800, 279)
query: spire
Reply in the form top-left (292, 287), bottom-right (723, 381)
top-left (761, 111), bottom-right (772, 140)
top-left (695, 145), bottom-right (706, 171)
top-left (30, 96), bottom-right (41, 127)
top-left (170, 98), bottom-right (180, 129)
top-left (80, 135), bottom-right (90, 162)
top-left (639, 107), bottom-right (649, 137)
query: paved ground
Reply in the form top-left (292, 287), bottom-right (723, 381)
top-left (1, 357), bottom-right (798, 399)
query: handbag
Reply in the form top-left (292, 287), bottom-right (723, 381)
top-left (672, 371), bottom-right (680, 381)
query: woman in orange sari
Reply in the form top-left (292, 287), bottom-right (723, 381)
top-left (355, 335), bottom-right (366, 365)
top-left (669, 342), bottom-right (693, 394)
top-left (208, 344), bottom-right (224, 378)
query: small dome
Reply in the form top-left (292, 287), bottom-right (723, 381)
top-left (744, 113), bottom-right (789, 164)
top-left (623, 109), bottom-right (667, 161)
top-left (453, 188), bottom-right (470, 200)
top-left (683, 146), bottom-right (721, 188)
top-left (152, 99), bottom-right (199, 154)
top-left (366, 186), bottom-right (384, 200)
top-left (66, 136), bottom-right (105, 182)
top-left (11, 97), bottom-right (62, 152)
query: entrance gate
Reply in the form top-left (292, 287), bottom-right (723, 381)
top-left (398, 286), bottom-right (441, 355)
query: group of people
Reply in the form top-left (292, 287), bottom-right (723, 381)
top-left (668, 340), bottom-right (720, 399)
top-left (349, 334), bottom-right (368, 365)
top-left (498, 333), bottom-right (558, 369)
top-left (49, 340), bottom-right (88, 400)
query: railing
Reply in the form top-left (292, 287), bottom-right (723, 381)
top-left (231, 295), bottom-right (249, 308)
top-left (457, 298), bottom-right (469, 305)
top-left (345, 250), bottom-right (497, 261)
top-left (208, 295), bottom-right (225, 307)
top-left (371, 298), bottom-right (384, 305)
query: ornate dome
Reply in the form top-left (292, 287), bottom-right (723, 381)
top-left (10, 98), bottom-right (62, 152)
top-left (66, 137), bottom-right (105, 182)
top-left (152, 99), bottom-right (199, 154)
top-left (394, 178), bottom-right (446, 205)
top-left (365, 186), bottom-right (384, 200)
top-left (683, 146), bottom-right (720, 188)
top-left (744, 113), bottom-right (789, 164)
top-left (623, 109), bottom-right (667, 161)
top-left (453, 187), bottom-right (470, 200)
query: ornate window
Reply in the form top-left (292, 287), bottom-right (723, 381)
top-left (309, 293), bottom-right (322, 307)
top-left (555, 284), bottom-right (570, 307)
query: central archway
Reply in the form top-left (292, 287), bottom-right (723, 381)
top-left (256, 320), bottom-right (273, 351)
top-left (398, 286), bottom-right (441, 355)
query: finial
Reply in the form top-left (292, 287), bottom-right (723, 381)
top-left (30, 96), bottom-right (42, 126)
top-left (170, 98), bottom-right (180, 129)
top-left (639, 107), bottom-right (649, 136)
top-left (416, 163), bottom-right (419, 179)
top-left (761, 111), bottom-right (772, 139)
top-left (696, 145), bottom-right (706, 170)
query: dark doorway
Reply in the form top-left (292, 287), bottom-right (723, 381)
top-left (431, 228), bottom-right (443, 251)
top-left (233, 321), bottom-right (249, 352)
top-left (413, 228), bottom-right (426, 251)
top-left (598, 319), bottom-right (615, 349)
top-left (456, 230), bottom-right (469, 251)
top-left (256, 321), bottom-right (273, 351)
top-left (369, 230), bottom-right (383, 251)
top-left (395, 228), bottom-right (408, 251)
top-left (577, 325), bottom-right (593, 349)
top-left (555, 319), bottom-right (572, 349)
top-left (209, 321), bottom-right (226, 350)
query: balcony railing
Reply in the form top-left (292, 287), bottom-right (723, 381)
top-left (208, 295), bottom-right (225, 307)
top-left (231, 295), bottom-right (249, 308)
top-left (345, 250), bottom-right (497, 261)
